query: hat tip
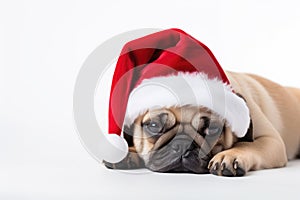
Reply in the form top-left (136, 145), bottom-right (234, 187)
top-left (104, 133), bottom-right (129, 163)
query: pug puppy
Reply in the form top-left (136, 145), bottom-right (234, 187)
top-left (104, 71), bottom-right (300, 176)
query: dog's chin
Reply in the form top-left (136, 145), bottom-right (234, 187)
top-left (146, 149), bottom-right (210, 174)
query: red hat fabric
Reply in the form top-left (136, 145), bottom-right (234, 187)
top-left (107, 28), bottom-right (250, 159)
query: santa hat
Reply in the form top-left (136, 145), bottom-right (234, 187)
top-left (105, 28), bottom-right (250, 162)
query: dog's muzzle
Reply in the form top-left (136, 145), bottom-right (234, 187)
top-left (147, 134), bottom-right (210, 173)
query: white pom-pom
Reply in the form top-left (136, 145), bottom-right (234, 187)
top-left (103, 134), bottom-right (128, 163)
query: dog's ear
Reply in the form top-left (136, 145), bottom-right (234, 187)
top-left (238, 119), bottom-right (253, 142)
top-left (236, 93), bottom-right (254, 142)
top-left (103, 125), bottom-right (145, 169)
top-left (123, 125), bottom-right (134, 147)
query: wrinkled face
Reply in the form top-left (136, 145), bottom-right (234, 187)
top-left (130, 106), bottom-right (237, 173)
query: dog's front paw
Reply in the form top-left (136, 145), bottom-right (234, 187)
top-left (208, 150), bottom-right (246, 177)
top-left (103, 151), bottom-right (145, 169)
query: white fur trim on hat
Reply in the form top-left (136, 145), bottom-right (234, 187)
top-left (124, 72), bottom-right (250, 138)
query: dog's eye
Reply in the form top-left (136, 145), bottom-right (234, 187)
top-left (144, 121), bottom-right (163, 135)
top-left (143, 113), bottom-right (170, 136)
top-left (206, 125), bottom-right (222, 136)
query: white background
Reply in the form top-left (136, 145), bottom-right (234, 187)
top-left (1, 0), bottom-right (300, 199)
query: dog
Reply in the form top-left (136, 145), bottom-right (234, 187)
top-left (104, 71), bottom-right (300, 176)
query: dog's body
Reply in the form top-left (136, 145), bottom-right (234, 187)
top-left (105, 71), bottom-right (300, 176)
top-left (208, 71), bottom-right (300, 176)
top-left (227, 72), bottom-right (300, 160)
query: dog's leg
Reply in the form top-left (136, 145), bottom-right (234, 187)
top-left (103, 147), bottom-right (145, 169)
top-left (208, 137), bottom-right (287, 176)
top-left (208, 102), bottom-right (288, 177)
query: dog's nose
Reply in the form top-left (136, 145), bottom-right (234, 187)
top-left (171, 136), bottom-right (196, 156)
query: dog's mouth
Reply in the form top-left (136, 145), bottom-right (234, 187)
top-left (152, 153), bottom-right (210, 174)
top-left (146, 135), bottom-right (211, 174)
